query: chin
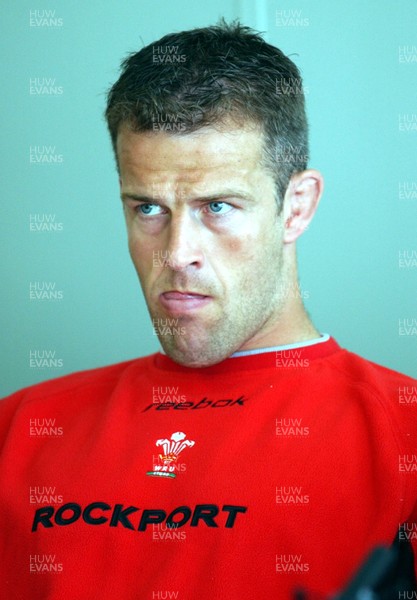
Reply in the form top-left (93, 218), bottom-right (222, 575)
top-left (177, 356), bottom-right (223, 368)
top-left (161, 339), bottom-right (230, 368)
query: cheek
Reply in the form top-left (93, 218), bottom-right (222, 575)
top-left (224, 236), bottom-right (244, 255)
top-left (213, 235), bottom-right (262, 295)
top-left (127, 236), bottom-right (141, 265)
top-left (222, 217), bottom-right (282, 264)
top-left (127, 236), bottom-right (151, 278)
top-left (232, 225), bottom-right (283, 288)
top-left (127, 222), bottom-right (156, 257)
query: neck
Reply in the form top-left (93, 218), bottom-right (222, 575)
top-left (238, 248), bottom-right (319, 351)
top-left (238, 298), bottom-right (319, 352)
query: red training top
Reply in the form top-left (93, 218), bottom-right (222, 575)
top-left (0, 337), bottom-right (416, 599)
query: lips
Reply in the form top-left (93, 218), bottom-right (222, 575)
top-left (159, 290), bottom-right (212, 314)
top-left (163, 291), bottom-right (208, 300)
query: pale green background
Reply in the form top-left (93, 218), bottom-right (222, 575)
top-left (1, 0), bottom-right (416, 396)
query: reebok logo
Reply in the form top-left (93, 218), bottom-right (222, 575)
top-left (142, 396), bottom-right (247, 413)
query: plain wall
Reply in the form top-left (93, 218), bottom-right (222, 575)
top-left (1, 0), bottom-right (416, 396)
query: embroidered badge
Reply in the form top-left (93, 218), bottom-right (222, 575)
top-left (146, 431), bottom-right (195, 479)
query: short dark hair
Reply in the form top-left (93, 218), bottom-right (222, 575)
top-left (105, 19), bottom-right (309, 205)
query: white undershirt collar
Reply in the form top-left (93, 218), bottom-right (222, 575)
top-left (230, 333), bottom-right (330, 358)
top-left (159, 333), bottom-right (330, 358)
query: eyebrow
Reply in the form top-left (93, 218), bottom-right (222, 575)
top-left (121, 191), bottom-right (254, 203)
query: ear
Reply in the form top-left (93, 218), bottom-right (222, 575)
top-left (282, 169), bottom-right (324, 244)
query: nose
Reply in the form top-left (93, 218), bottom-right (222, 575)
top-left (165, 211), bottom-right (204, 271)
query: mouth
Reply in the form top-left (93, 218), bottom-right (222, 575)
top-left (159, 291), bottom-right (212, 314)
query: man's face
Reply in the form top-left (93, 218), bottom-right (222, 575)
top-left (117, 123), bottom-right (290, 367)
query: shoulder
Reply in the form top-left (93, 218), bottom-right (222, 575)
top-left (0, 354), bottom-right (156, 414)
top-left (326, 347), bottom-right (416, 395)
top-left (326, 346), bottom-right (417, 445)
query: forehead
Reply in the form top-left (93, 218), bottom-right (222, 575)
top-left (116, 123), bottom-right (268, 190)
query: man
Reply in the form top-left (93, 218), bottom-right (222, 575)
top-left (1, 21), bottom-right (416, 600)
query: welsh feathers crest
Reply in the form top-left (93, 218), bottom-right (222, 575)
top-left (146, 432), bottom-right (195, 479)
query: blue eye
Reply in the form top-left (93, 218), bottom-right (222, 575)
top-left (137, 203), bottom-right (162, 216)
top-left (139, 204), bottom-right (153, 214)
top-left (208, 202), bottom-right (231, 214)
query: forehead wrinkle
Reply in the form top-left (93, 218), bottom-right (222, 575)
top-left (124, 160), bottom-right (258, 190)
top-left (155, 171), bottom-right (257, 201)
top-left (118, 125), bottom-right (273, 204)
top-left (118, 126), bottom-right (265, 169)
